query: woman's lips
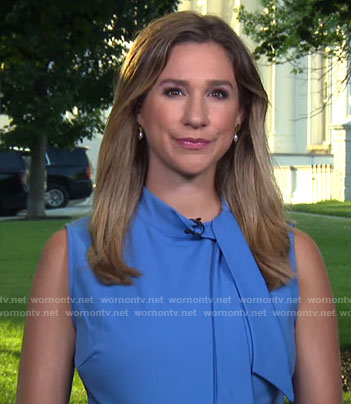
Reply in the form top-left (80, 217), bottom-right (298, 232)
top-left (175, 137), bottom-right (210, 150)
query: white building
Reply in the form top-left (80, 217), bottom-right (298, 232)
top-left (178, 0), bottom-right (351, 202)
top-left (1, 0), bottom-right (350, 203)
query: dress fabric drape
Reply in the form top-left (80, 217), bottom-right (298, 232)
top-left (66, 187), bottom-right (299, 404)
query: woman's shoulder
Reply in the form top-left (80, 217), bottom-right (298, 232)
top-left (32, 228), bottom-right (70, 297)
top-left (38, 216), bottom-right (91, 281)
top-left (294, 228), bottom-right (319, 255)
top-left (293, 228), bottom-right (333, 297)
top-left (42, 228), bottom-right (68, 264)
top-left (291, 233), bottom-right (342, 402)
top-left (17, 228), bottom-right (76, 403)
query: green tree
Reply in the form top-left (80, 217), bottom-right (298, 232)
top-left (238, 0), bottom-right (350, 75)
top-left (0, 0), bottom-right (178, 217)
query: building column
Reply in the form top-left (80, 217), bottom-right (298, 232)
top-left (331, 121), bottom-right (351, 201)
top-left (272, 63), bottom-right (296, 153)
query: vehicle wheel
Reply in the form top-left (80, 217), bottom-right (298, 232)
top-left (46, 184), bottom-right (69, 209)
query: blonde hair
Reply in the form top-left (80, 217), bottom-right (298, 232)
top-left (89, 11), bottom-right (294, 290)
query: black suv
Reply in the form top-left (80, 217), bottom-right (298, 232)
top-left (0, 150), bottom-right (29, 216)
top-left (45, 146), bottom-right (93, 209)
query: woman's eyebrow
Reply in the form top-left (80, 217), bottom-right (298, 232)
top-left (208, 80), bottom-right (234, 89)
top-left (158, 79), bottom-right (188, 87)
top-left (158, 79), bottom-right (234, 89)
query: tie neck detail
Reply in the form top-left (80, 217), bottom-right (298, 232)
top-left (135, 186), bottom-right (295, 402)
top-left (137, 187), bottom-right (229, 240)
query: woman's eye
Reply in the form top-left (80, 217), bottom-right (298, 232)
top-left (209, 89), bottom-right (228, 99)
top-left (163, 88), bottom-right (184, 97)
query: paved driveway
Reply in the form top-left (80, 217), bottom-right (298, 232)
top-left (0, 203), bottom-right (92, 221)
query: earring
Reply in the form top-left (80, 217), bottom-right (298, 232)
top-left (233, 124), bottom-right (240, 143)
top-left (138, 126), bottom-right (144, 141)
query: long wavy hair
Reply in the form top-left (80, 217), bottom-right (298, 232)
top-left (88, 11), bottom-right (294, 290)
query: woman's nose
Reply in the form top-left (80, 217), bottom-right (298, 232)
top-left (182, 95), bottom-right (209, 129)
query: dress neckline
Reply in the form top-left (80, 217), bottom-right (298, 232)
top-left (137, 186), bottom-right (230, 240)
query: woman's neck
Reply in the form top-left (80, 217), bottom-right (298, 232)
top-left (145, 176), bottom-right (222, 222)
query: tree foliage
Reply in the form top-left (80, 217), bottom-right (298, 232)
top-left (0, 0), bottom-right (178, 216)
top-left (238, 0), bottom-right (350, 74)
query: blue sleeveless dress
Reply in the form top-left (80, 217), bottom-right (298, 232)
top-left (66, 187), bottom-right (299, 404)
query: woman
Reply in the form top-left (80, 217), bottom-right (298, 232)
top-left (17, 11), bottom-right (342, 404)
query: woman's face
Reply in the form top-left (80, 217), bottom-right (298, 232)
top-left (137, 41), bottom-right (243, 183)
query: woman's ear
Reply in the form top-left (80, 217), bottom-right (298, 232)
top-left (135, 96), bottom-right (145, 127)
top-left (136, 112), bottom-right (144, 128)
top-left (236, 108), bottom-right (246, 130)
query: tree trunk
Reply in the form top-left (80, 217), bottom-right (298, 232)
top-left (27, 133), bottom-right (47, 218)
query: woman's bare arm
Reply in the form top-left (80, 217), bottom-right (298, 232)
top-left (293, 229), bottom-right (343, 404)
top-left (17, 229), bottom-right (76, 404)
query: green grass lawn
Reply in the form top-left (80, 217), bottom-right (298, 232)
top-left (289, 199), bottom-right (351, 218)
top-left (0, 214), bottom-right (350, 403)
